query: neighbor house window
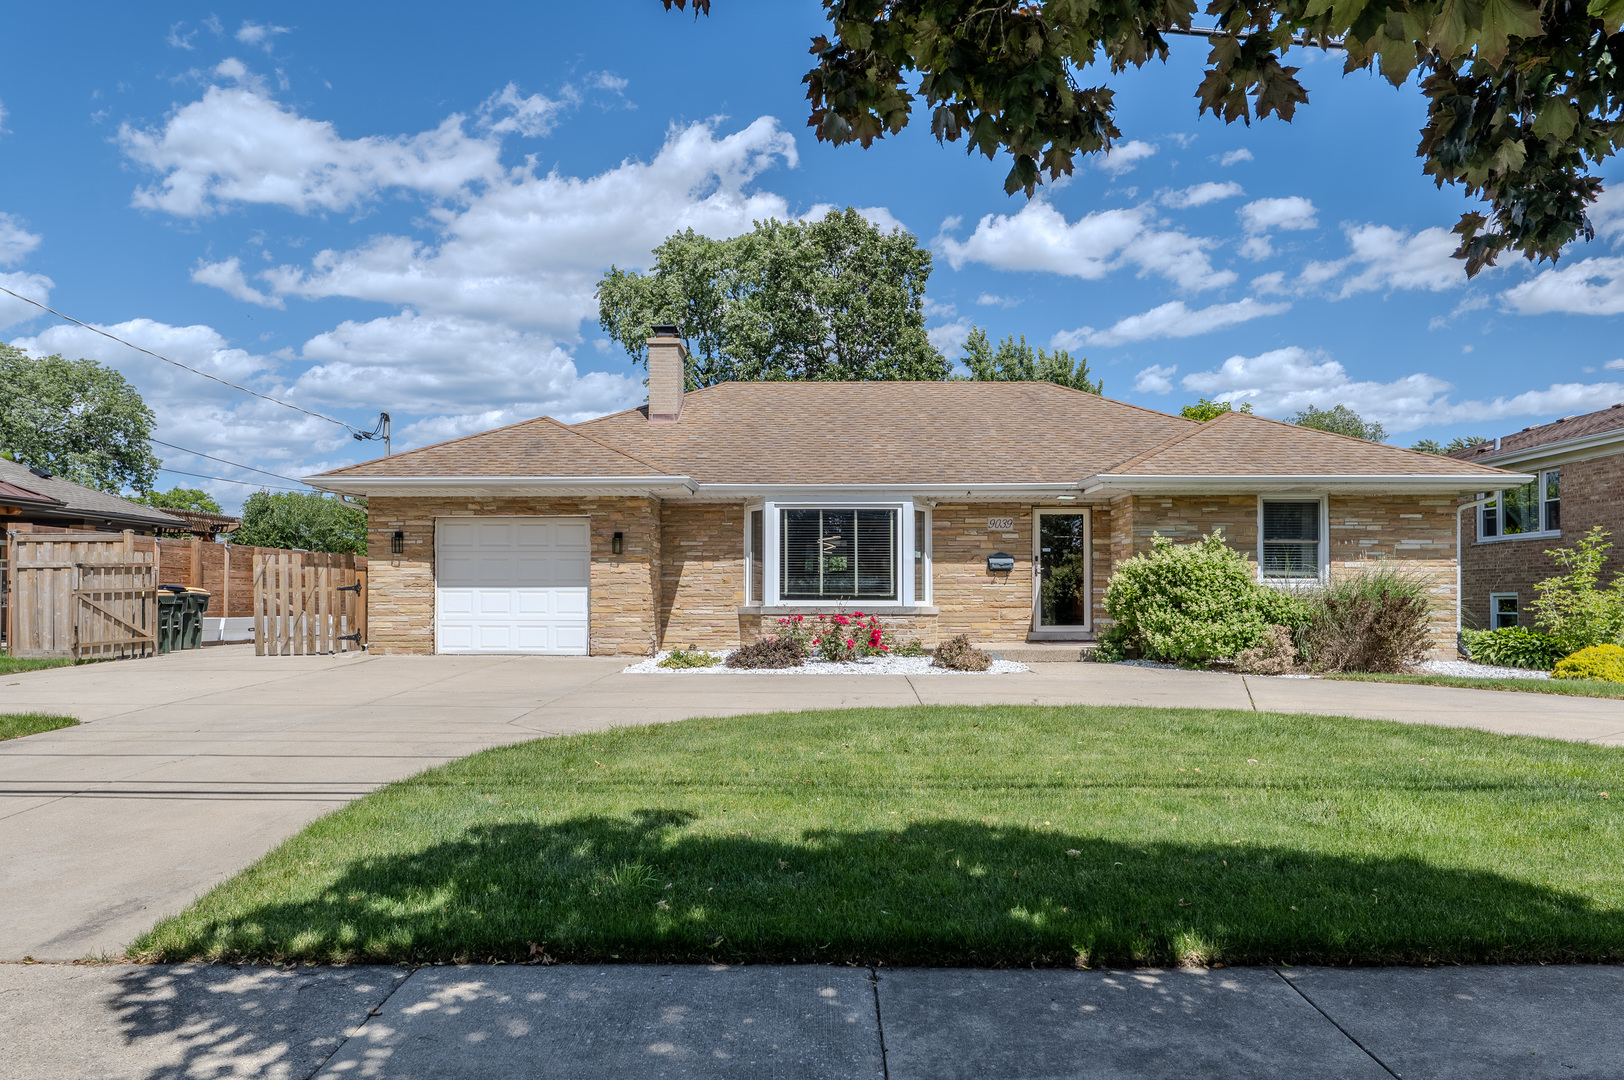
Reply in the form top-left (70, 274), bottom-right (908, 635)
top-left (781, 508), bottom-right (898, 601)
top-left (1260, 499), bottom-right (1323, 580)
top-left (1479, 471), bottom-right (1560, 541)
top-left (1491, 593), bottom-right (1519, 630)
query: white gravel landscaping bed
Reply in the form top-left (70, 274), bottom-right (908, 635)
top-left (622, 651), bottom-right (1029, 675)
top-left (1414, 659), bottom-right (1552, 680)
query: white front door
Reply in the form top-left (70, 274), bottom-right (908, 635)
top-left (435, 517), bottom-right (590, 654)
top-left (1031, 509), bottom-right (1092, 637)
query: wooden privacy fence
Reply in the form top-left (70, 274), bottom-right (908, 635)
top-left (254, 550), bottom-right (366, 655)
top-left (6, 531), bottom-right (157, 659)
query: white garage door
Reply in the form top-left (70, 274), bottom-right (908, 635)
top-left (435, 518), bottom-right (590, 654)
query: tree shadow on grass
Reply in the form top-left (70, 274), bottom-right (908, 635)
top-left (134, 808), bottom-right (1624, 968)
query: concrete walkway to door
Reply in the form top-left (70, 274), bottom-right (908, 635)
top-left (3, 645), bottom-right (1623, 962)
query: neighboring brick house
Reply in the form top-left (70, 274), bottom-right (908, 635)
top-left (307, 329), bottom-right (1522, 659)
top-left (1450, 402), bottom-right (1624, 631)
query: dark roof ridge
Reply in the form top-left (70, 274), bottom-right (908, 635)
top-left (314, 414), bottom-right (666, 478)
top-left (536, 415), bottom-right (670, 474)
top-left (1099, 410), bottom-right (1226, 472)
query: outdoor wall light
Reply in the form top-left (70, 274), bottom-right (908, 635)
top-left (391, 530), bottom-right (404, 556)
top-left (987, 552), bottom-right (1015, 572)
top-left (611, 531), bottom-right (624, 555)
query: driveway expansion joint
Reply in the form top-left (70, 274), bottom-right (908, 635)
top-left (1274, 967), bottom-right (1401, 1079)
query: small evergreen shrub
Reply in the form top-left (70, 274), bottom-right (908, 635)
top-left (1532, 528), bottom-right (1624, 655)
top-left (657, 648), bottom-right (720, 669)
top-left (1302, 566), bottom-right (1431, 674)
top-left (1460, 626), bottom-right (1564, 670)
top-left (1552, 643), bottom-right (1624, 683)
top-left (1101, 532), bottom-right (1309, 666)
top-left (1233, 625), bottom-right (1301, 675)
top-left (893, 638), bottom-right (927, 657)
top-left (933, 635), bottom-right (992, 671)
top-left (724, 636), bottom-right (808, 669)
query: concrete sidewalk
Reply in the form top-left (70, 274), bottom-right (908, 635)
top-left (4, 647), bottom-right (1623, 962)
top-left (3, 961), bottom-right (1620, 1079)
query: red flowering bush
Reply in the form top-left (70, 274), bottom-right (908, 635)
top-left (772, 612), bottom-right (912, 663)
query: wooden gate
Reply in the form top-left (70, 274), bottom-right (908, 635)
top-left (253, 550), bottom-right (366, 655)
top-left (6, 531), bottom-right (157, 659)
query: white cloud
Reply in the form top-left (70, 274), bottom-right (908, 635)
top-left (1605, 358), bottom-right (1624, 371)
top-left (801, 202), bottom-right (906, 232)
top-left (0, 271), bottom-right (53, 330)
top-left (1099, 140), bottom-right (1157, 176)
top-left (0, 213), bottom-right (41, 265)
top-left (928, 317), bottom-right (974, 356)
top-left (1251, 270), bottom-right (1287, 295)
top-left (1219, 149), bottom-right (1253, 166)
top-left (939, 200), bottom-right (1234, 291)
top-left (1591, 185), bottom-right (1624, 243)
top-left (1501, 256), bottom-right (1624, 316)
top-left (1054, 298), bottom-right (1289, 348)
top-left (1303, 224), bottom-right (1466, 298)
top-left (191, 257), bottom-right (284, 308)
top-left (1177, 346), bottom-right (1624, 432)
top-left (235, 21), bottom-right (290, 50)
top-left (1163, 181), bottom-right (1243, 209)
top-left (167, 22), bottom-right (196, 49)
top-left (1133, 364), bottom-right (1178, 393)
top-left (119, 76), bottom-right (504, 216)
top-left (975, 293), bottom-right (1020, 308)
top-left (1238, 196), bottom-right (1317, 234)
top-left (478, 82), bottom-right (577, 138)
top-left (1239, 235), bottom-right (1275, 260)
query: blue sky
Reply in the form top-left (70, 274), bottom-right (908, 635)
top-left (2, 4), bottom-right (1622, 510)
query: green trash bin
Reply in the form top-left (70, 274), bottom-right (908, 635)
top-left (156, 587), bottom-right (184, 654)
top-left (182, 587), bottom-right (211, 649)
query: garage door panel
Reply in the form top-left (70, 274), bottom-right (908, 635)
top-left (436, 517), bottom-right (591, 655)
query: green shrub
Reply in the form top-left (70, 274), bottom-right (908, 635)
top-left (657, 648), bottom-right (720, 669)
top-left (1460, 626), bottom-right (1565, 670)
top-left (1532, 527), bottom-right (1624, 655)
top-left (724, 636), bottom-right (807, 669)
top-left (1553, 644), bottom-right (1624, 683)
top-left (1101, 532), bottom-right (1309, 666)
top-left (1301, 566), bottom-right (1432, 674)
top-left (933, 634), bottom-right (992, 671)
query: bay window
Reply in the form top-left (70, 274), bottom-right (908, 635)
top-left (1478, 471), bottom-right (1560, 541)
top-left (747, 499), bottom-right (928, 607)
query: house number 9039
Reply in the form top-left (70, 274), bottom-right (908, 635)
top-left (987, 517), bottom-right (1015, 531)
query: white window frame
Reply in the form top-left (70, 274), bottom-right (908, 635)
top-left (743, 503), bottom-right (766, 605)
top-left (1477, 470), bottom-right (1561, 543)
top-left (1256, 495), bottom-right (1329, 585)
top-left (1489, 592), bottom-right (1520, 630)
top-left (759, 498), bottom-right (922, 608)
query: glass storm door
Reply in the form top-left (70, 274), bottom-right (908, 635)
top-left (1034, 510), bottom-right (1090, 633)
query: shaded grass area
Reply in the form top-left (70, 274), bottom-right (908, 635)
top-left (1327, 672), bottom-right (1624, 699)
top-left (130, 705), bottom-right (1624, 968)
top-left (0, 655), bottom-right (73, 677)
top-left (0, 713), bottom-right (79, 741)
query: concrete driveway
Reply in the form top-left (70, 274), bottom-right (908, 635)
top-left (4, 646), bottom-right (1623, 961)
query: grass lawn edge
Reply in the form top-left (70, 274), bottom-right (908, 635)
top-left (0, 713), bottom-right (80, 741)
top-left (1325, 672), bottom-right (1624, 699)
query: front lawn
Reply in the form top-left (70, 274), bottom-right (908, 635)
top-left (129, 705), bottom-right (1624, 968)
top-left (0, 713), bottom-right (79, 741)
top-left (1326, 672), bottom-right (1624, 699)
top-left (0, 655), bottom-right (73, 677)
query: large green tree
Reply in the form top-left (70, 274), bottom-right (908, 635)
top-left (665, 1), bottom-right (1624, 273)
top-left (135, 487), bottom-right (224, 515)
top-left (1291, 403), bottom-right (1387, 441)
top-left (1412, 434), bottom-right (1489, 454)
top-left (597, 207), bottom-right (949, 386)
top-left (230, 491), bottom-right (367, 555)
top-left (959, 327), bottom-right (1102, 392)
top-left (0, 342), bottom-right (160, 493)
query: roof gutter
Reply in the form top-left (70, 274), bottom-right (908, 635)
top-left (1080, 473), bottom-right (1535, 495)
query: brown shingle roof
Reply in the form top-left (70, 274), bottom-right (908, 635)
top-left (1101, 410), bottom-right (1512, 478)
top-left (312, 415), bottom-right (671, 479)
top-left (571, 381), bottom-right (1196, 484)
top-left (1449, 401), bottom-right (1624, 462)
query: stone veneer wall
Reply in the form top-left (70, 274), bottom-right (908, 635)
top-left (1460, 451), bottom-right (1624, 629)
top-left (364, 496), bottom-right (660, 656)
top-left (659, 502), bottom-right (746, 649)
top-left (1120, 493), bottom-right (1460, 659)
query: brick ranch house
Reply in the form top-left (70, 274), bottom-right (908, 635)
top-left (306, 330), bottom-right (1525, 659)
top-left (1450, 401), bottom-right (1624, 631)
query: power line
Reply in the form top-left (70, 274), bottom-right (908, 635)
top-left (156, 466), bottom-right (304, 491)
top-left (149, 438), bottom-right (304, 484)
top-left (0, 284), bottom-right (362, 434)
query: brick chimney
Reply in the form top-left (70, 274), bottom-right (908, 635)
top-left (646, 324), bottom-right (687, 424)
